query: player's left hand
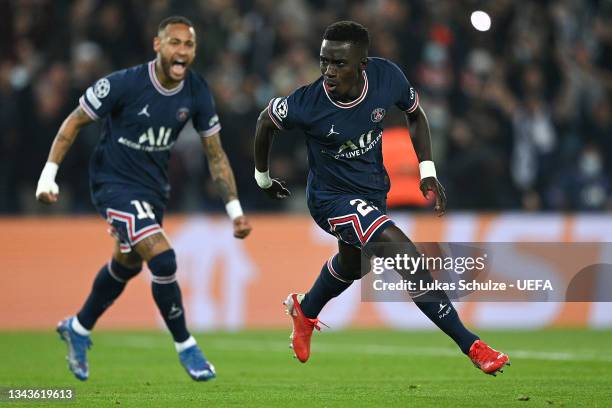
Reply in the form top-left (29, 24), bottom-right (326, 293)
top-left (420, 177), bottom-right (447, 217)
top-left (232, 215), bottom-right (252, 239)
top-left (262, 179), bottom-right (291, 200)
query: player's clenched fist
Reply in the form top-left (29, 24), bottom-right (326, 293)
top-left (233, 216), bottom-right (252, 239)
top-left (420, 176), bottom-right (447, 217)
top-left (36, 162), bottom-right (60, 204)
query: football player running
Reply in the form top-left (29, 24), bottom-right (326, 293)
top-left (254, 21), bottom-right (509, 375)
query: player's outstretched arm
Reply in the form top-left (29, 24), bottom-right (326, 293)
top-left (406, 105), bottom-right (447, 216)
top-left (36, 106), bottom-right (94, 204)
top-left (200, 132), bottom-right (252, 239)
top-left (253, 108), bottom-right (290, 200)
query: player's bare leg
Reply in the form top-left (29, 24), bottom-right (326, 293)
top-left (57, 241), bottom-right (143, 381)
top-left (133, 232), bottom-right (215, 381)
top-left (113, 242), bottom-right (144, 269)
top-left (370, 224), bottom-right (510, 375)
top-left (284, 241), bottom-right (360, 362)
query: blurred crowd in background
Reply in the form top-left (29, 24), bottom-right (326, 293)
top-left (1, 0), bottom-right (611, 214)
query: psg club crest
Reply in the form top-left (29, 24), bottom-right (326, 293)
top-left (371, 108), bottom-right (385, 123)
top-left (176, 107), bottom-right (190, 122)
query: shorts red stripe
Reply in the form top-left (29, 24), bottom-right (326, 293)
top-left (328, 214), bottom-right (391, 245)
top-left (106, 209), bottom-right (161, 246)
top-left (362, 215), bottom-right (390, 243)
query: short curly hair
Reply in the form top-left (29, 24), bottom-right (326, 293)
top-left (323, 21), bottom-right (370, 49)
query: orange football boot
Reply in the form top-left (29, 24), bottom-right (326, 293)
top-left (283, 293), bottom-right (325, 363)
top-left (468, 339), bottom-right (510, 376)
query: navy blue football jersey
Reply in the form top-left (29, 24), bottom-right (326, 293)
top-left (80, 60), bottom-right (221, 200)
top-left (267, 57), bottom-right (419, 198)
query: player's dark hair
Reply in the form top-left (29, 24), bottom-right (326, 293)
top-left (158, 15), bottom-right (194, 33)
top-left (323, 21), bottom-right (370, 49)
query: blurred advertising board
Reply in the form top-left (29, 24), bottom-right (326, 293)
top-left (1, 213), bottom-right (611, 329)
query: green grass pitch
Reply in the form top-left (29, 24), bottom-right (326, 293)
top-left (1, 329), bottom-right (611, 407)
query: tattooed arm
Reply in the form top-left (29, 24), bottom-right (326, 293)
top-left (200, 132), bottom-right (238, 203)
top-left (48, 106), bottom-right (94, 164)
top-left (200, 131), bottom-right (252, 239)
top-left (36, 106), bottom-right (94, 204)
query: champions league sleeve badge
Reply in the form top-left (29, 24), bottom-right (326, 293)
top-left (94, 78), bottom-right (111, 99)
top-left (274, 98), bottom-right (288, 119)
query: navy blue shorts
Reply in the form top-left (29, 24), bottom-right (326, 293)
top-left (91, 184), bottom-right (166, 253)
top-left (308, 192), bottom-right (394, 248)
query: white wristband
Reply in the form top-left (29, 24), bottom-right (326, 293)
top-left (40, 162), bottom-right (59, 182)
top-left (254, 168), bottom-right (273, 189)
top-left (419, 160), bottom-right (436, 180)
top-left (36, 162), bottom-right (60, 199)
top-left (225, 199), bottom-right (244, 220)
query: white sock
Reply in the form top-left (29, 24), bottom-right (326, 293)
top-left (71, 316), bottom-right (91, 336)
top-left (175, 335), bottom-right (197, 353)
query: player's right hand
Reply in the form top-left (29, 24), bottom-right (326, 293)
top-left (36, 179), bottom-right (59, 204)
top-left (262, 179), bottom-right (291, 200)
top-left (233, 215), bottom-right (252, 239)
top-left (36, 162), bottom-right (60, 204)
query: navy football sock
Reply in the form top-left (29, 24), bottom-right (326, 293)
top-left (301, 255), bottom-right (353, 319)
top-left (149, 250), bottom-right (190, 343)
top-left (77, 259), bottom-right (141, 330)
top-left (368, 238), bottom-right (479, 354)
top-left (409, 273), bottom-right (479, 354)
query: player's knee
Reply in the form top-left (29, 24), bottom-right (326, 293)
top-left (109, 258), bottom-right (142, 282)
top-left (336, 253), bottom-right (361, 280)
top-left (148, 249), bottom-right (177, 284)
top-left (328, 254), bottom-right (360, 281)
